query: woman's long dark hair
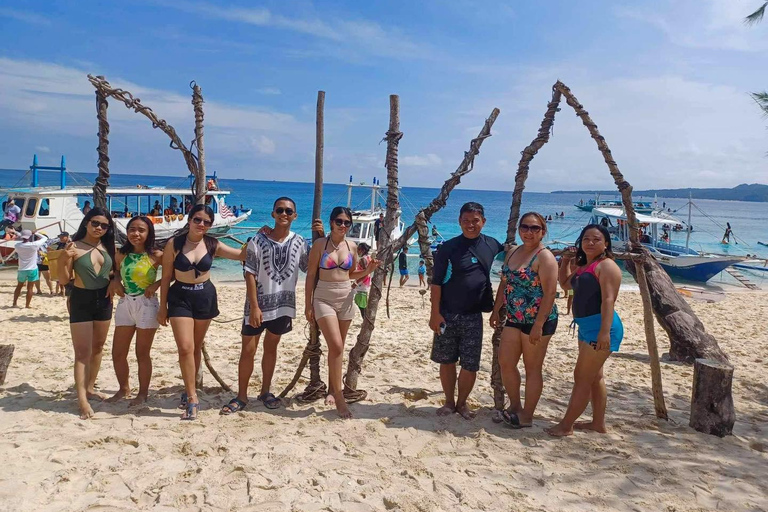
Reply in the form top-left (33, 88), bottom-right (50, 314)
top-left (72, 206), bottom-right (117, 273)
top-left (172, 204), bottom-right (218, 255)
top-left (120, 216), bottom-right (156, 255)
top-left (575, 224), bottom-right (614, 266)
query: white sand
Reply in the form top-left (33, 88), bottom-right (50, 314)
top-left (0, 274), bottom-right (766, 511)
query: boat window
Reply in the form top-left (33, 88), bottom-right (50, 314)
top-left (361, 224), bottom-right (369, 239)
top-left (8, 197), bottom-right (25, 215)
top-left (24, 198), bottom-right (37, 218)
top-left (38, 198), bottom-right (51, 217)
top-left (349, 222), bottom-right (362, 238)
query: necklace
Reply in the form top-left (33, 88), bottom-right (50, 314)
top-left (328, 236), bottom-right (342, 251)
top-left (186, 236), bottom-right (202, 246)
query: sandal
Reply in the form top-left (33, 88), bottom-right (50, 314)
top-left (220, 398), bottom-right (247, 415)
top-left (257, 392), bottom-right (282, 410)
top-left (502, 410), bottom-right (531, 429)
top-left (177, 392), bottom-right (188, 410)
top-left (181, 402), bottom-right (199, 421)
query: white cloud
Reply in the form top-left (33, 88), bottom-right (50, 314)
top-left (35, 146), bottom-right (50, 153)
top-left (167, 1), bottom-right (438, 60)
top-left (401, 153), bottom-right (442, 167)
top-left (252, 135), bottom-right (276, 155)
top-left (615, 0), bottom-right (768, 52)
top-left (0, 8), bottom-right (51, 26)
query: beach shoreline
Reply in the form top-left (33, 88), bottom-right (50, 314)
top-left (0, 278), bottom-right (766, 511)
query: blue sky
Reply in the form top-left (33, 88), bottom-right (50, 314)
top-left (0, 0), bottom-right (766, 191)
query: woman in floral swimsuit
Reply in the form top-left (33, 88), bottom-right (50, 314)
top-left (490, 212), bottom-right (559, 428)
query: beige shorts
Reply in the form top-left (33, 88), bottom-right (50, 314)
top-left (115, 294), bottom-right (160, 329)
top-left (313, 280), bottom-right (355, 321)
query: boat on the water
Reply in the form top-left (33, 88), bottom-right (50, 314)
top-left (575, 198), bottom-right (655, 214)
top-left (1, 164), bottom-right (250, 264)
top-left (589, 207), bottom-right (742, 282)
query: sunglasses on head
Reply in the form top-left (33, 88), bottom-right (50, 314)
top-left (274, 207), bottom-right (295, 216)
top-left (519, 223), bottom-right (543, 234)
top-left (89, 220), bottom-right (110, 230)
top-left (333, 219), bottom-right (352, 227)
top-left (191, 217), bottom-right (213, 227)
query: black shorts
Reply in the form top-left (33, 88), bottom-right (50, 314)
top-left (64, 283), bottom-right (74, 297)
top-left (505, 317), bottom-right (559, 336)
top-left (38, 264), bottom-right (49, 272)
top-left (167, 280), bottom-right (219, 319)
top-left (430, 312), bottom-right (483, 372)
top-left (241, 315), bottom-right (293, 336)
top-left (70, 286), bottom-right (113, 324)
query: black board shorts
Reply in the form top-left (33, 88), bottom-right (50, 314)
top-left (69, 286), bottom-right (113, 324)
top-left (241, 315), bottom-right (293, 336)
top-left (167, 280), bottom-right (219, 320)
top-left (430, 312), bottom-right (483, 372)
top-left (505, 317), bottom-right (559, 336)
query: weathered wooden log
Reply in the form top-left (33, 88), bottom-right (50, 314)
top-left (0, 345), bottom-right (15, 386)
top-left (92, 86), bottom-right (110, 210)
top-left (690, 358), bottom-right (735, 437)
top-left (625, 255), bottom-right (729, 363)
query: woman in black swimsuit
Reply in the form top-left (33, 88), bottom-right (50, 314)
top-left (157, 204), bottom-right (246, 420)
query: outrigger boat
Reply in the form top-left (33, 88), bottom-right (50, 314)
top-left (589, 207), bottom-right (742, 282)
top-left (1, 157), bottom-right (250, 264)
top-left (575, 198), bottom-right (655, 214)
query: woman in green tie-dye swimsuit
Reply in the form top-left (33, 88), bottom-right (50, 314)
top-left (107, 216), bottom-right (164, 406)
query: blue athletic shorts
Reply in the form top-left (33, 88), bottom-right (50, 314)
top-left (17, 268), bottom-right (39, 283)
top-left (572, 311), bottom-right (624, 352)
top-left (400, 268), bottom-right (409, 276)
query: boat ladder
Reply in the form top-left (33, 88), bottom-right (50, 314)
top-left (724, 268), bottom-right (760, 290)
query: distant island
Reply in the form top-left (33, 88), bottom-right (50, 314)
top-left (551, 183), bottom-right (768, 203)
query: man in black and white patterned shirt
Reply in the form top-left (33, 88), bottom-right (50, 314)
top-left (220, 197), bottom-right (323, 414)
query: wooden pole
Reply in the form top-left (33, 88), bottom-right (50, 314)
top-left (92, 84), bottom-right (110, 210)
top-left (281, 91), bottom-right (328, 401)
top-left (343, 95), bottom-right (401, 401)
top-left (191, 82), bottom-right (207, 205)
top-left (0, 345), bottom-right (15, 386)
top-left (343, 107), bottom-right (500, 399)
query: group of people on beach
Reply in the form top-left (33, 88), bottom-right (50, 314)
top-left (10, 197), bottom-right (624, 435)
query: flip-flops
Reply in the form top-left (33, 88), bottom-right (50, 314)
top-left (502, 410), bottom-right (532, 429)
top-left (257, 392), bottom-right (282, 410)
top-left (177, 392), bottom-right (188, 410)
top-left (220, 398), bottom-right (247, 415)
top-left (181, 402), bottom-right (199, 421)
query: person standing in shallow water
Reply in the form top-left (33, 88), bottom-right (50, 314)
top-left (490, 212), bottom-right (558, 428)
top-left (546, 224), bottom-right (624, 437)
top-left (429, 202), bottom-right (503, 420)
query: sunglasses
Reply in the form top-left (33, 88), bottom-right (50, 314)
top-left (89, 220), bottom-right (110, 230)
top-left (274, 207), bottom-right (295, 216)
top-left (191, 217), bottom-right (213, 227)
top-left (333, 219), bottom-right (352, 228)
top-left (519, 223), bottom-right (543, 234)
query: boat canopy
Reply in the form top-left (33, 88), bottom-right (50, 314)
top-left (1, 186), bottom-right (229, 196)
top-left (592, 207), bottom-right (682, 225)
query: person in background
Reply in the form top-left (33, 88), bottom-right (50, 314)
top-left (13, 230), bottom-right (48, 308)
top-left (722, 222), bottom-right (733, 244)
top-left (82, 201), bottom-right (92, 215)
top-left (374, 213), bottom-right (384, 243)
top-left (418, 259), bottom-right (427, 288)
top-left (1, 199), bottom-right (21, 231)
top-left (107, 216), bottom-right (163, 406)
top-left (429, 202), bottom-right (503, 420)
top-left (59, 208), bottom-right (117, 419)
top-left (53, 232), bottom-right (71, 298)
top-left (490, 212), bottom-right (558, 429)
top-left (35, 233), bottom-right (55, 295)
top-left (3, 225), bottom-right (18, 240)
top-left (398, 245), bottom-right (410, 287)
top-left (546, 224), bottom-right (624, 437)
top-left (353, 243), bottom-right (373, 317)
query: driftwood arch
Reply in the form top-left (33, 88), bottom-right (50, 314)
top-left (86, 74), bottom-right (229, 391)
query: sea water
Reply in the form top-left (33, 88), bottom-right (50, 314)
top-left (2, 169), bottom-right (766, 287)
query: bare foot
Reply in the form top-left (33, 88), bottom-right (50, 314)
top-left (456, 404), bottom-right (476, 420)
top-left (515, 410), bottom-right (534, 428)
top-left (129, 393), bottom-right (148, 406)
top-left (334, 394), bottom-right (352, 419)
top-left (325, 393), bottom-right (336, 406)
top-left (436, 404), bottom-right (456, 416)
top-left (106, 389), bottom-right (130, 403)
top-left (79, 403), bottom-right (95, 419)
top-left (545, 423), bottom-right (574, 437)
top-left (574, 421), bottom-right (607, 433)
top-left (87, 390), bottom-right (109, 401)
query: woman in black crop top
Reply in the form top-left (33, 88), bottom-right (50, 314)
top-left (157, 204), bottom-right (246, 420)
top-left (547, 224), bottom-right (623, 437)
